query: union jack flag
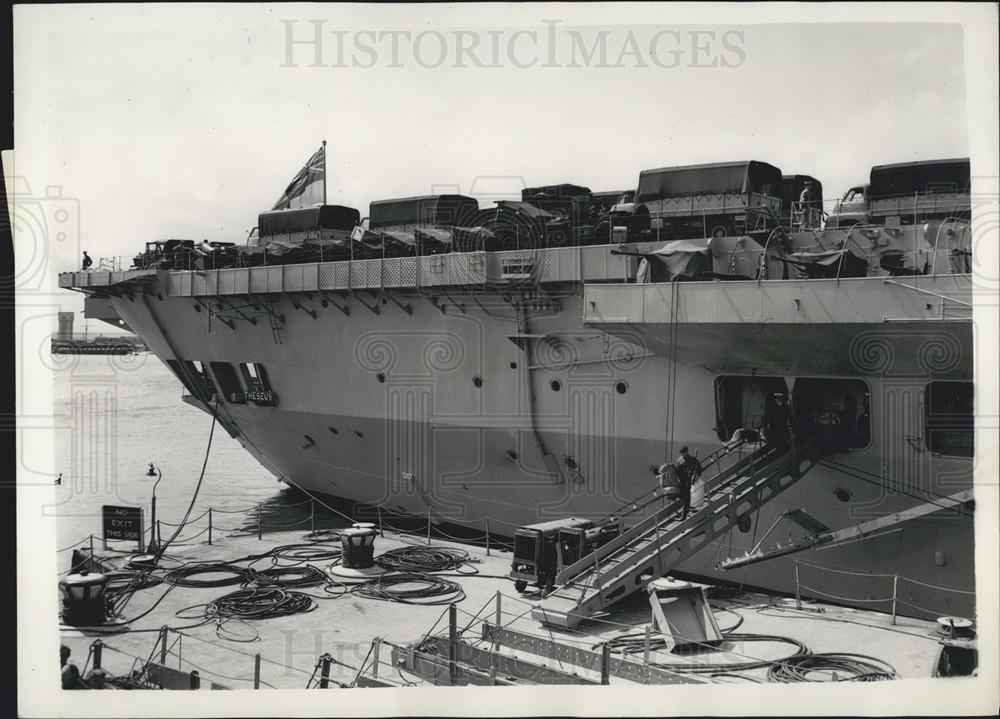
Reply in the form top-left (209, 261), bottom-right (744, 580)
top-left (272, 145), bottom-right (325, 210)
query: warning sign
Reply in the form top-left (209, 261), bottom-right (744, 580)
top-left (102, 504), bottom-right (144, 550)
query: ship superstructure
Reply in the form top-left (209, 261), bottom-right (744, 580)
top-left (59, 156), bottom-right (977, 623)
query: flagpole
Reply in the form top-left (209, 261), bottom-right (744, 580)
top-left (321, 140), bottom-right (327, 206)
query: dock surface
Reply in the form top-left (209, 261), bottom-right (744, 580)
top-left (59, 525), bottom-right (948, 689)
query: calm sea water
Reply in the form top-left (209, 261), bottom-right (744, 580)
top-left (52, 353), bottom-right (331, 554)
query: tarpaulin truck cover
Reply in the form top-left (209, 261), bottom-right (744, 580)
top-left (636, 161), bottom-right (783, 202)
top-left (869, 158), bottom-right (970, 199)
top-left (258, 205), bottom-right (361, 237)
top-left (369, 195), bottom-right (479, 229)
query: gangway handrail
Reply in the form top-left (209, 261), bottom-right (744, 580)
top-left (555, 442), bottom-right (770, 585)
top-left (553, 434), bottom-right (823, 589)
top-left (589, 436), bottom-right (822, 589)
top-left (589, 437), bottom-right (761, 530)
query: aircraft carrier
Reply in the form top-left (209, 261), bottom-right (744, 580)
top-left (59, 155), bottom-right (976, 625)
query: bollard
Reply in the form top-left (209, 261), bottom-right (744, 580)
top-left (485, 518), bottom-right (491, 556)
top-left (448, 604), bottom-right (458, 685)
top-left (600, 643), bottom-right (611, 685)
top-left (254, 653), bottom-right (261, 689)
top-left (159, 626), bottom-right (168, 665)
top-left (92, 640), bottom-right (103, 671)
top-left (189, 670), bottom-right (200, 690)
top-left (257, 504), bottom-right (263, 540)
top-left (208, 508), bottom-right (213, 546)
top-left (319, 654), bottom-right (332, 688)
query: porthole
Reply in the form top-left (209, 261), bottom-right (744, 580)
top-left (737, 514), bottom-right (752, 533)
top-left (506, 449), bottom-right (519, 461)
top-left (328, 427), bottom-right (339, 435)
top-left (550, 379), bottom-right (562, 392)
top-left (377, 372), bottom-right (386, 383)
top-left (354, 430), bottom-right (364, 438)
top-left (321, 299), bottom-right (329, 308)
top-left (834, 488), bottom-right (853, 503)
top-left (509, 362), bottom-right (518, 369)
top-left (473, 376), bottom-right (483, 388)
top-left (615, 381), bottom-right (628, 395)
top-left (564, 456), bottom-right (578, 471)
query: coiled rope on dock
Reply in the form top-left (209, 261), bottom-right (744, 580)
top-left (270, 543), bottom-right (341, 564)
top-left (352, 572), bottom-right (466, 605)
top-left (246, 566), bottom-right (330, 589)
top-left (596, 632), bottom-right (809, 673)
top-left (204, 587), bottom-right (317, 620)
top-left (164, 563), bottom-right (249, 588)
top-left (375, 546), bottom-right (473, 573)
top-left (766, 653), bottom-right (898, 682)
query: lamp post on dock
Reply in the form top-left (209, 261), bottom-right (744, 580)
top-left (146, 463), bottom-right (163, 554)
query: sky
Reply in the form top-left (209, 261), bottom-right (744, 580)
top-left (10, 4), bottom-right (975, 318)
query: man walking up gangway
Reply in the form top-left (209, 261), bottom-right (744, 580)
top-left (532, 432), bottom-right (832, 629)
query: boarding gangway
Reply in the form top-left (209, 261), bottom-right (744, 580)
top-left (532, 434), bottom-right (831, 628)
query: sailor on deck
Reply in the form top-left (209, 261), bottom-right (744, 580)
top-left (796, 181), bottom-right (815, 227)
top-left (799, 180), bottom-right (814, 207)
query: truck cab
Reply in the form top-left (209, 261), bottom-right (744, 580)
top-left (826, 184), bottom-right (868, 228)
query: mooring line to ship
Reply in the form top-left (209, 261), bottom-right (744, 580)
top-left (151, 398), bottom-right (220, 562)
top-left (663, 279), bottom-right (681, 464)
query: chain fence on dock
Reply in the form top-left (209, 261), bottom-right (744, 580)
top-left (61, 498), bottom-right (975, 623)
top-left (60, 490), bottom-right (521, 568)
top-left (791, 558), bottom-right (975, 621)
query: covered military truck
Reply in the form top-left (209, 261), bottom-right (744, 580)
top-left (626, 160), bottom-right (784, 241)
top-left (867, 158), bottom-right (970, 225)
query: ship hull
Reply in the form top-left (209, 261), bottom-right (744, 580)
top-left (101, 281), bottom-right (976, 620)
